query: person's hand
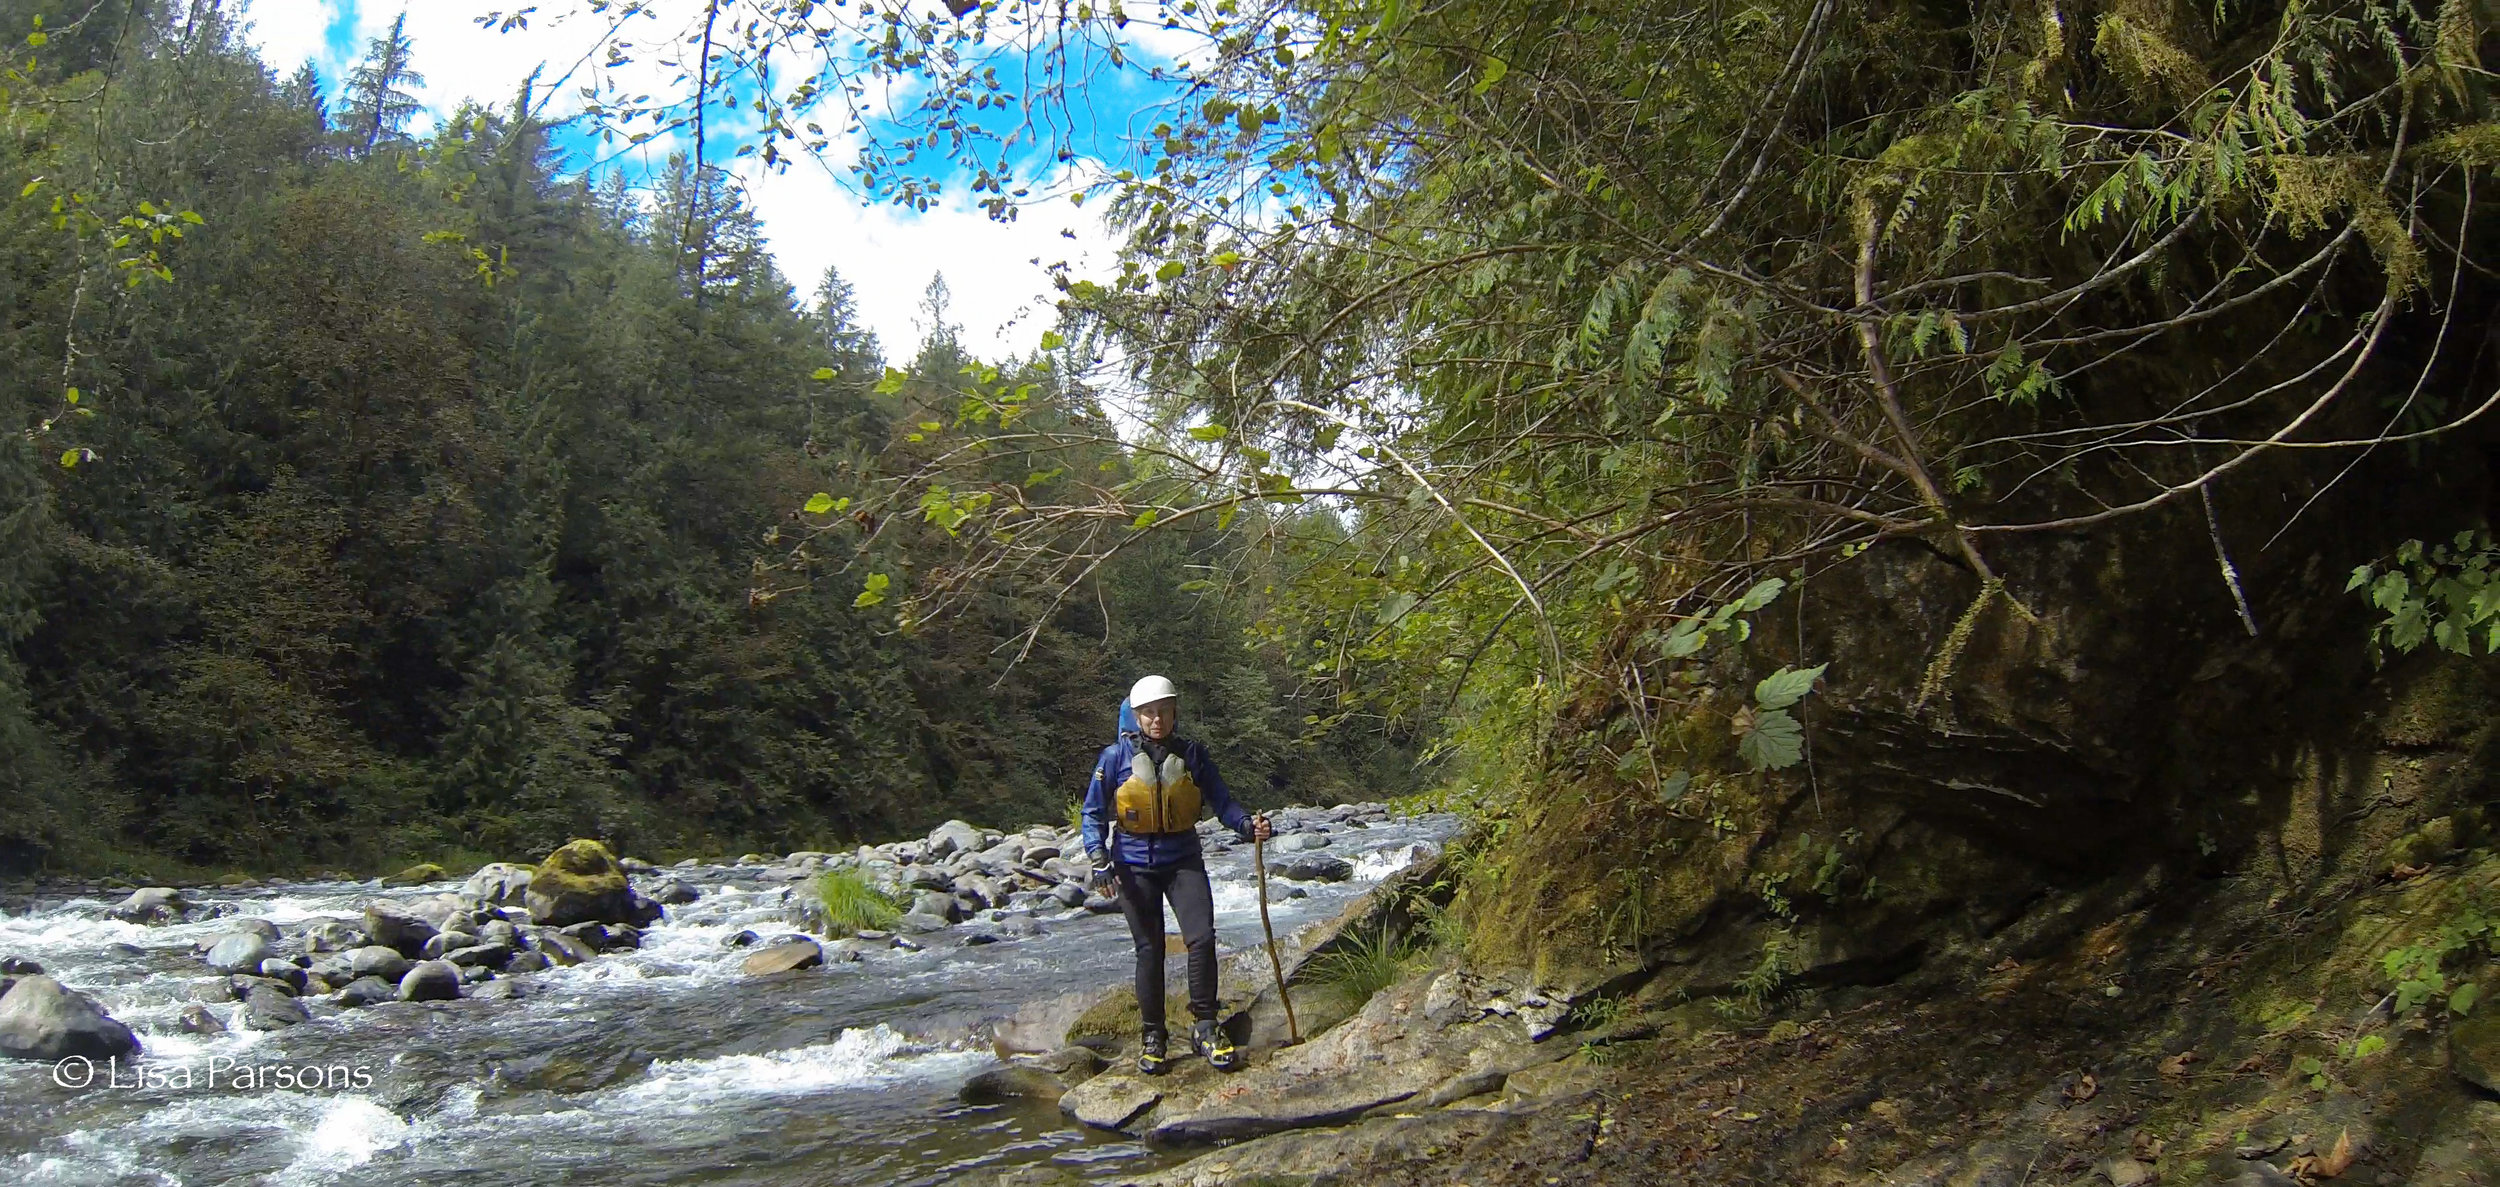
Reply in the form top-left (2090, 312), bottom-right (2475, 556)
top-left (1250, 814), bottom-right (1274, 843)
top-left (1088, 849), bottom-right (1115, 896)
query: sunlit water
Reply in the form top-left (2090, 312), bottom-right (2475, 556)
top-left (0, 817), bottom-right (1457, 1186)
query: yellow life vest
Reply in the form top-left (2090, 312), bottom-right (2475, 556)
top-left (1113, 746), bottom-right (1202, 835)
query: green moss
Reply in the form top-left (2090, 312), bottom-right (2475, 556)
top-left (532, 838), bottom-right (625, 897)
top-left (379, 862), bottom-right (447, 887)
top-left (1066, 986), bottom-right (1143, 1041)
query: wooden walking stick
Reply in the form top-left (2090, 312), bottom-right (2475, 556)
top-left (1253, 826), bottom-right (1302, 1045)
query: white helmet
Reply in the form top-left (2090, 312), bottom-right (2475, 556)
top-left (1128, 675), bottom-right (1179, 710)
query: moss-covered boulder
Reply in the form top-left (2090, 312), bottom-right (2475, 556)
top-left (380, 863), bottom-right (448, 888)
top-left (525, 840), bottom-right (660, 928)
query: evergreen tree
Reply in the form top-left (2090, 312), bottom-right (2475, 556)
top-left (337, 13), bottom-right (423, 155)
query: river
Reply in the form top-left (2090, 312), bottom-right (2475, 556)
top-left (0, 812), bottom-right (1459, 1186)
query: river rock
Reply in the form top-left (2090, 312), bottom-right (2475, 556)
top-left (334, 976), bottom-right (395, 1008)
top-left (363, 902), bottom-right (440, 956)
top-left (927, 819), bottom-right (985, 859)
top-left (478, 919), bottom-right (520, 948)
top-left (107, 887), bottom-right (190, 924)
top-left (525, 840), bottom-right (662, 928)
top-left (894, 911), bottom-right (952, 935)
top-left (0, 976), bottom-right (141, 1060)
top-left (504, 950), bottom-right (551, 974)
top-left (1271, 832), bottom-right (1332, 853)
top-left (472, 979), bottom-right (526, 1001)
top-left (2451, 1012), bottom-right (2500, 1093)
top-left (217, 917), bottom-right (282, 944)
top-left (903, 865), bottom-right (955, 892)
top-left (743, 939), bottom-right (825, 976)
top-left (380, 862), bottom-right (447, 887)
top-left (721, 929), bottom-right (762, 948)
top-left (960, 1064), bottom-right (1069, 1104)
top-left (461, 862), bottom-right (534, 907)
top-left (1271, 854), bottom-right (1355, 882)
top-left (444, 943), bottom-right (514, 970)
top-left (532, 931), bottom-right (597, 966)
top-left (1082, 893), bottom-right (1121, 914)
top-left (346, 945), bottom-right (415, 982)
top-left (421, 931), bottom-right (477, 960)
top-left (989, 989), bottom-right (1099, 1055)
top-left (1051, 883), bottom-right (1087, 909)
top-left (254, 960), bottom-right (310, 994)
top-left (176, 1004), bottom-right (226, 1035)
top-left (242, 983), bottom-right (309, 1029)
top-left (303, 918), bottom-right (367, 953)
top-left (397, 960), bottom-right (461, 1002)
top-left (230, 973), bottom-right (298, 999)
top-left (0, 957), bottom-right (40, 975)
top-left (204, 933), bottom-right (271, 974)
top-left (1060, 1073), bottom-right (1163, 1132)
top-left (911, 890), bottom-right (963, 922)
top-left (651, 879), bottom-right (699, 905)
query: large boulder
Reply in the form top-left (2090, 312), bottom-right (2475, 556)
top-left (397, 960), bottom-right (462, 1002)
top-left (525, 840), bottom-right (662, 927)
top-left (0, 977), bottom-right (140, 1060)
top-left (106, 887), bottom-right (191, 925)
top-left (363, 902), bottom-right (440, 957)
top-left (462, 862), bottom-right (535, 907)
top-left (203, 933), bottom-right (272, 975)
top-left (380, 863), bottom-right (448, 888)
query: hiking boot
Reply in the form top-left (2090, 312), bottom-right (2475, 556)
top-left (1193, 1019), bottom-right (1241, 1072)
top-left (1137, 1026), bottom-right (1169, 1076)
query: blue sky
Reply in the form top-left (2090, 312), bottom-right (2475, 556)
top-left (240, 0), bottom-right (1176, 361)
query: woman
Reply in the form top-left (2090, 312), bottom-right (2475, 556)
top-left (1082, 674), bottom-right (1273, 1074)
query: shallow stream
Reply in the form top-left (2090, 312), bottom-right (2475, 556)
top-left (0, 813), bottom-right (1458, 1186)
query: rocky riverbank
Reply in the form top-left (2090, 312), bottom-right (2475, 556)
top-left (0, 802), bottom-right (1413, 1068)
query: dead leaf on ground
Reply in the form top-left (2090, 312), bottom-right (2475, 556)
top-left (2063, 1072), bottom-right (2099, 1104)
top-left (2316, 1128), bottom-right (2355, 1178)
top-left (2233, 1053), bottom-right (2267, 1074)
top-left (2159, 1050), bottom-right (2201, 1077)
top-left (2390, 863), bottom-right (2430, 881)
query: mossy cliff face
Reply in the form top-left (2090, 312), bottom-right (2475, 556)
top-left (1123, 475), bottom-right (2500, 1186)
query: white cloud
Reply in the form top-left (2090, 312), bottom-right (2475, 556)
top-left (238, 0), bottom-right (348, 80)
top-left (738, 155), bottom-right (1121, 362)
top-left (241, 1), bottom-right (1129, 362)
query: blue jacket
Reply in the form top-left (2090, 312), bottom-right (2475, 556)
top-left (1082, 735), bottom-right (1253, 868)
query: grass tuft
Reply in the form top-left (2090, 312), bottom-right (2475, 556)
top-left (1303, 924), bottom-right (1420, 1009)
top-left (809, 868), bottom-right (902, 937)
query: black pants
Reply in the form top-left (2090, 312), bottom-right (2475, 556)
top-left (1114, 856), bottom-right (1216, 1032)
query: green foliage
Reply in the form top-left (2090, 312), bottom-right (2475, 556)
top-left (1304, 923), bottom-right (1420, 1009)
top-left (808, 868), bottom-right (903, 937)
top-left (2376, 900), bottom-right (2495, 1017)
top-left (0, 8), bottom-right (1419, 876)
top-left (1712, 929), bottom-right (1798, 1022)
top-left (2351, 532), bottom-right (2500, 662)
